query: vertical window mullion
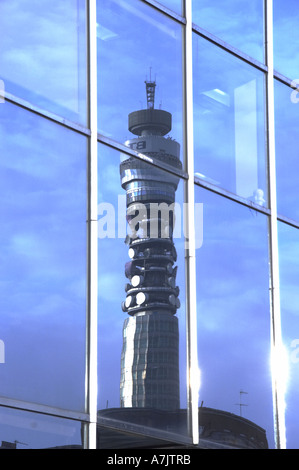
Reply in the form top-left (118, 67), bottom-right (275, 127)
top-left (265, 0), bottom-right (286, 450)
top-left (183, 0), bottom-right (199, 446)
top-left (85, 0), bottom-right (98, 450)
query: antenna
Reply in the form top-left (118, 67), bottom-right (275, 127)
top-left (14, 440), bottom-right (28, 448)
top-left (235, 390), bottom-right (248, 417)
top-left (145, 67), bottom-right (156, 109)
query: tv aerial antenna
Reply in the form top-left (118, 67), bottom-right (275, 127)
top-left (235, 390), bottom-right (248, 417)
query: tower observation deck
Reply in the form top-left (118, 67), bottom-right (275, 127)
top-left (119, 80), bottom-right (182, 410)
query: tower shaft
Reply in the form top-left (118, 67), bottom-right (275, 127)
top-left (120, 80), bottom-right (182, 410)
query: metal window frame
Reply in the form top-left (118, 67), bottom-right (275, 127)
top-left (141, 0), bottom-right (186, 24)
top-left (85, 0), bottom-right (98, 450)
top-left (265, 0), bottom-right (286, 450)
top-left (192, 22), bottom-right (268, 73)
top-left (182, 0), bottom-right (199, 446)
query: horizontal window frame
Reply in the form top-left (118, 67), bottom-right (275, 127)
top-left (194, 175), bottom-right (271, 216)
top-left (2, 90), bottom-right (91, 137)
top-left (140, 0), bottom-right (186, 24)
top-left (0, 396), bottom-right (89, 423)
top-left (98, 134), bottom-right (189, 180)
top-left (192, 23), bottom-right (268, 73)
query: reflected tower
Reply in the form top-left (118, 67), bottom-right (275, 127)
top-left (119, 79), bottom-right (182, 410)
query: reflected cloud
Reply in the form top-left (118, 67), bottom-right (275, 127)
top-left (192, 0), bottom-right (264, 62)
top-left (0, 0), bottom-right (86, 121)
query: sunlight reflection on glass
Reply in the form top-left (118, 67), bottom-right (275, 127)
top-left (270, 342), bottom-right (289, 449)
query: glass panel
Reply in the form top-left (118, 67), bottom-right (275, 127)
top-left (0, 102), bottom-right (86, 411)
top-left (193, 35), bottom-right (267, 206)
top-left (0, 408), bottom-right (83, 449)
top-left (274, 0), bottom-right (299, 79)
top-left (0, 0), bottom-right (87, 124)
top-left (274, 79), bottom-right (299, 222)
top-left (97, 0), bottom-right (184, 164)
top-left (195, 187), bottom-right (274, 449)
top-left (98, 143), bottom-right (188, 444)
top-left (192, 0), bottom-right (265, 63)
top-left (158, 0), bottom-right (182, 16)
top-left (278, 222), bottom-right (299, 449)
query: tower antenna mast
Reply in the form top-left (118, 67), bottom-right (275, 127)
top-left (145, 67), bottom-right (156, 109)
top-left (235, 390), bottom-right (248, 417)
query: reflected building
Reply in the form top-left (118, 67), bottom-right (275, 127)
top-left (119, 79), bottom-right (182, 410)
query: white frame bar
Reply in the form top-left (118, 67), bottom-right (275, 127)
top-left (265, 0), bottom-right (286, 449)
top-left (183, 0), bottom-right (199, 446)
top-left (85, 0), bottom-right (98, 450)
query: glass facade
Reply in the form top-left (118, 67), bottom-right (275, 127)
top-left (0, 0), bottom-right (298, 451)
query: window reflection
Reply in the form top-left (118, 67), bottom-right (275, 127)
top-left (0, 102), bottom-right (86, 410)
top-left (195, 187), bottom-right (274, 448)
top-left (0, 0), bottom-right (87, 124)
top-left (97, 0), bottom-right (183, 157)
top-left (0, 407), bottom-right (83, 449)
top-left (274, 0), bottom-right (299, 79)
top-left (192, 0), bottom-right (265, 63)
top-left (278, 222), bottom-right (299, 449)
top-left (158, 0), bottom-right (182, 16)
top-left (98, 139), bottom-right (188, 440)
top-left (274, 80), bottom-right (299, 222)
top-left (193, 35), bottom-right (267, 205)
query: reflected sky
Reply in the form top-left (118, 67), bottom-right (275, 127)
top-left (195, 187), bottom-right (274, 448)
top-left (0, 407), bottom-right (82, 449)
top-left (274, 79), bottom-right (299, 222)
top-left (97, 0), bottom-right (183, 148)
top-left (0, 101), bottom-right (86, 411)
top-left (192, 0), bottom-right (265, 63)
top-left (193, 34), bottom-right (267, 205)
top-left (278, 222), bottom-right (299, 449)
top-left (158, 0), bottom-right (182, 16)
top-left (0, 0), bottom-right (87, 124)
top-left (274, 0), bottom-right (299, 79)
